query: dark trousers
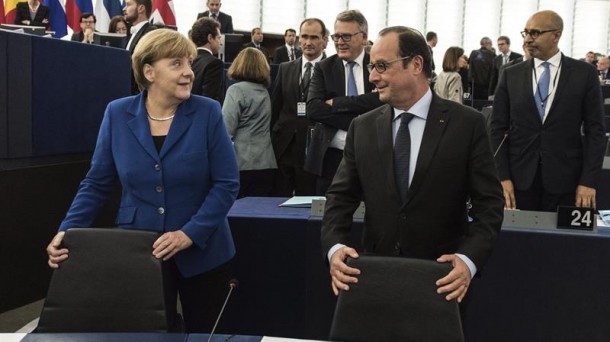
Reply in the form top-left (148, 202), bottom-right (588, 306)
top-left (316, 147), bottom-right (343, 196)
top-left (515, 166), bottom-right (575, 212)
top-left (239, 169), bottom-right (275, 198)
top-left (273, 139), bottom-right (316, 197)
top-left (165, 258), bottom-right (234, 333)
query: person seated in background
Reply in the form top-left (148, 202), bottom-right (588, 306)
top-left (196, 0), bottom-right (233, 34)
top-left (190, 17), bottom-right (225, 103)
top-left (46, 29), bottom-right (240, 333)
top-left (108, 15), bottom-right (128, 34)
top-left (222, 48), bottom-right (277, 198)
top-left (243, 28), bottom-right (270, 62)
top-left (272, 28), bottom-right (302, 64)
top-left (434, 46), bottom-right (467, 104)
top-left (71, 13), bottom-right (97, 43)
top-left (15, 0), bottom-right (49, 29)
top-left (582, 51), bottom-right (596, 65)
top-left (597, 56), bottom-right (609, 83)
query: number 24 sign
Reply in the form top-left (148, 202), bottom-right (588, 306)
top-left (557, 206), bottom-right (595, 231)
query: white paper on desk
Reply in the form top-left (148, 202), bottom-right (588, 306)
top-left (262, 337), bottom-right (327, 342)
top-left (278, 196), bottom-right (325, 208)
top-left (598, 210), bottom-right (610, 226)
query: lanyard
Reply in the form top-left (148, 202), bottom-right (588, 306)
top-left (533, 59), bottom-right (562, 106)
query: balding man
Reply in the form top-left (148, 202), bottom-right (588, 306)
top-left (491, 10), bottom-right (606, 212)
top-left (597, 56), bottom-right (610, 82)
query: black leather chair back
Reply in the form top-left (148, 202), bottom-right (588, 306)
top-left (37, 228), bottom-right (170, 332)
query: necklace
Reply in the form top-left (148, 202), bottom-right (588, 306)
top-left (147, 113), bottom-right (175, 121)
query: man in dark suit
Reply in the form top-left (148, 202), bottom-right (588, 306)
top-left (468, 37), bottom-right (495, 100)
top-left (196, 0), bottom-right (233, 33)
top-left (305, 10), bottom-right (383, 195)
top-left (243, 27), bottom-right (270, 61)
top-left (272, 28), bottom-right (302, 64)
top-left (488, 35), bottom-right (522, 97)
top-left (124, 0), bottom-right (156, 94)
top-left (190, 18), bottom-right (225, 103)
top-left (271, 18), bottom-right (327, 197)
top-left (70, 13), bottom-right (97, 43)
top-left (322, 26), bottom-right (503, 303)
top-left (491, 10), bottom-right (606, 212)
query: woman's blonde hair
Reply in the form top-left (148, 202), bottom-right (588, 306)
top-left (132, 29), bottom-right (197, 91)
top-left (227, 47), bottom-right (271, 87)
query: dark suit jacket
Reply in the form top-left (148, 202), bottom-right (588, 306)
top-left (196, 11), bottom-right (233, 33)
top-left (271, 57), bottom-right (311, 165)
top-left (128, 22), bottom-right (157, 94)
top-left (321, 95), bottom-right (504, 270)
top-left (191, 49), bottom-right (225, 103)
top-left (488, 51), bottom-right (522, 95)
top-left (272, 45), bottom-right (302, 64)
top-left (304, 53), bottom-right (383, 176)
top-left (15, 3), bottom-right (49, 29)
top-left (243, 41), bottom-right (270, 62)
top-left (59, 93), bottom-right (240, 277)
top-left (491, 55), bottom-right (606, 194)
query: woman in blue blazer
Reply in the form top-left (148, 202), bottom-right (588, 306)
top-left (46, 29), bottom-right (240, 332)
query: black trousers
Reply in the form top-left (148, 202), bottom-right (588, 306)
top-left (164, 258), bottom-right (234, 333)
top-left (515, 166), bottom-right (575, 212)
top-left (316, 147), bottom-right (343, 196)
top-left (273, 138), bottom-right (316, 196)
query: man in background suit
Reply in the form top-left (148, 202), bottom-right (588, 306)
top-left (271, 18), bottom-right (327, 197)
top-left (597, 56), bottom-right (609, 82)
top-left (468, 37), bottom-right (495, 100)
top-left (272, 28), bottom-right (302, 64)
top-left (190, 18), bottom-right (225, 103)
top-left (322, 26), bottom-right (503, 303)
top-left (488, 36), bottom-right (522, 97)
top-left (305, 10), bottom-right (383, 195)
top-left (124, 0), bottom-right (156, 94)
top-left (243, 27), bottom-right (270, 62)
top-left (196, 0), bottom-right (233, 34)
top-left (491, 10), bottom-right (606, 212)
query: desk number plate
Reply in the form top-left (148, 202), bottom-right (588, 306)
top-left (556, 206), bottom-right (595, 231)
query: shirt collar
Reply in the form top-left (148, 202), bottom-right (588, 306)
top-left (302, 54), bottom-right (323, 67)
top-left (130, 21), bottom-right (147, 35)
top-left (392, 88), bottom-right (432, 121)
top-left (197, 47), bottom-right (213, 55)
top-left (342, 49), bottom-right (365, 68)
top-left (534, 50), bottom-right (562, 68)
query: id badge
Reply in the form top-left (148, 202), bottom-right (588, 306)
top-left (297, 102), bottom-right (306, 116)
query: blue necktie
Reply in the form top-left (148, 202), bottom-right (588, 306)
top-left (347, 61), bottom-right (358, 96)
top-left (535, 62), bottom-right (551, 120)
top-left (394, 113), bottom-right (415, 203)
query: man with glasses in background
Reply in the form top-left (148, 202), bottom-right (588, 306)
top-left (305, 9), bottom-right (383, 195)
top-left (491, 10), bottom-right (605, 212)
top-left (321, 26), bottom-right (503, 309)
top-left (71, 13), bottom-right (97, 43)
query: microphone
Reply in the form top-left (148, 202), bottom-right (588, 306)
top-left (207, 279), bottom-right (239, 342)
top-left (493, 130), bottom-right (509, 158)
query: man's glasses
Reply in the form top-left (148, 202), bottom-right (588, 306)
top-left (330, 32), bottom-right (363, 42)
top-left (82, 20), bottom-right (95, 24)
top-left (367, 56), bottom-right (412, 73)
top-left (520, 29), bottom-right (558, 39)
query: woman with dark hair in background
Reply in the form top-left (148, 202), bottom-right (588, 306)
top-left (108, 15), bottom-right (128, 34)
top-left (15, 0), bottom-right (49, 29)
top-left (222, 47), bottom-right (277, 198)
top-left (434, 46), bottom-right (468, 104)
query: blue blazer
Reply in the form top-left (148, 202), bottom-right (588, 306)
top-left (59, 93), bottom-right (240, 278)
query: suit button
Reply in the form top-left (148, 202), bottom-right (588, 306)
top-left (155, 186), bottom-right (163, 193)
top-left (401, 214), bottom-right (407, 220)
top-left (158, 207), bottom-right (165, 215)
top-left (394, 242), bottom-right (401, 251)
top-left (154, 164), bottom-right (161, 171)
